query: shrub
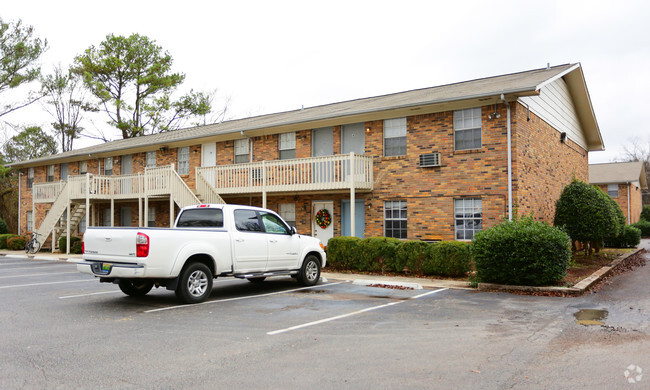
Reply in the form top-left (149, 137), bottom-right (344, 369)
top-left (605, 225), bottom-right (641, 248)
top-left (631, 219), bottom-right (650, 237)
top-left (423, 241), bottom-right (473, 277)
top-left (0, 234), bottom-right (18, 249)
top-left (473, 217), bottom-right (571, 286)
top-left (70, 240), bottom-right (83, 254)
top-left (554, 180), bottom-right (619, 250)
top-left (395, 241), bottom-right (430, 274)
top-left (7, 236), bottom-right (27, 251)
top-left (640, 205), bottom-right (650, 222)
top-left (59, 236), bottom-right (82, 253)
top-left (0, 217), bottom-right (7, 234)
top-left (326, 236), bottom-right (361, 269)
top-left (356, 237), bottom-right (402, 272)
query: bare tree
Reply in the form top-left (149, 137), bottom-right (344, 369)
top-left (618, 137), bottom-right (650, 205)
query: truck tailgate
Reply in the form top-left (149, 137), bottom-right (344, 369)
top-left (83, 228), bottom-right (141, 258)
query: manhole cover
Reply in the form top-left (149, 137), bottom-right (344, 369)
top-left (574, 309), bottom-right (608, 326)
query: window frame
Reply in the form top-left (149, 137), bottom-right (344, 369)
top-left (454, 198), bottom-right (483, 241)
top-left (104, 157), bottom-right (113, 176)
top-left (79, 161), bottom-right (88, 175)
top-left (384, 200), bottom-right (407, 239)
top-left (146, 151), bottom-right (157, 168)
top-left (607, 184), bottom-right (619, 197)
top-left (148, 206), bottom-right (156, 227)
top-left (27, 167), bottom-right (34, 189)
top-left (26, 211), bottom-right (33, 232)
top-left (234, 139), bottom-right (250, 164)
top-left (47, 165), bottom-right (55, 182)
top-left (177, 147), bottom-right (190, 175)
top-left (454, 107), bottom-right (482, 151)
top-left (279, 132), bottom-right (296, 160)
top-left (278, 203), bottom-right (296, 228)
top-left (383, 118), bottom-right (407, 157)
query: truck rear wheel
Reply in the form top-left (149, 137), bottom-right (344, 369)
top-left (297, 255), bottom-right (321, 286)
top-left (119, 280), bottom-right (154, 297)
top-left (175, 263), bottom-right (213, 304)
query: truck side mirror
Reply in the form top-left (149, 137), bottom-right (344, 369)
top-left (290, 226), bottom-right (297, 235)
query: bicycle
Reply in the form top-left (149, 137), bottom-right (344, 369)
top-left (25, 232), bottom-right (42, 254)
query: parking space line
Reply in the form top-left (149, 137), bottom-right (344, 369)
top-left (145, 282), bottom-right (345, 313)
top-left (0, 265), bottom-right (72, 272)
top-left (267, 287), bottom-right (448, 335)
top-left (58, 278), bottom-right (242, 299)
top-left (0, 271), bottom-right (77, 279)
top-left (0, 279), bottom-right (95, 289)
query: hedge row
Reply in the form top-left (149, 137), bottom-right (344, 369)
top-left (0, 234), bottom-right (19, 249)
top-left (327, 237), bottom-right (472, 277)
top-left (7, 236), bottom-right (26, 251)
top-left (59, 236), bottom-right (83, 254)
top-left (604, 225), bottom-right (641, 248)
top-left (631, 219), bottom-right (650, 237)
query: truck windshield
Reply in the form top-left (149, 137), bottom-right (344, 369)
top-left (177, 209), bottom-right (224, 227)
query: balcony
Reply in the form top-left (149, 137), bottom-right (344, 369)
top-left (196, 153), bottom-right (374, 195)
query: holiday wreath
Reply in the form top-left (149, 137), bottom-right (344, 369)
top-left (315, 209), bottom-right (331, 229)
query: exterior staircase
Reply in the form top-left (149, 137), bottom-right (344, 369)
top-left (35, 183), bottom-right (70, 245)
top-left (196, 169), bottom-right (225, 204)
top-left (54, 203), bottom-right (87, 240)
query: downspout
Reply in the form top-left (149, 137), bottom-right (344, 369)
top-left (18, 170), bottom-right (21, 235)
top-left (627, 182), bottom-right (631, 225)
top-left (501, 94), bottom-right (512, 221)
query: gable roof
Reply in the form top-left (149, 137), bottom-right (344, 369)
top-left (8, 63), bottom-right (604, 168)
top-left (589, 161), bottom-right (648, 189)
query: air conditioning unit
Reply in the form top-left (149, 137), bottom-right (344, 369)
top-left (418, 152), bottom-right (441, 167)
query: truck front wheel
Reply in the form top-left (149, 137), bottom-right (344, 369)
top-left (297, 255), bottom-right (321, 286)
top-left (119, 280), bottom-right (154, 297)
top-left (175, 263), bottom-right (213, 304)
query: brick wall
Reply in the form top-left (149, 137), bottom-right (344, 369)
top-left (512, 102), bottom-right (588, 222)
top-left (597, 183), bottom-right (644, 224)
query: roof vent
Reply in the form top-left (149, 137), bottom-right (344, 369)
top-left (419, 152), bottom-right (441, 168)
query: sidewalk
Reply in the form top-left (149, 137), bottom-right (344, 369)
top-left (0, 249), bottom-right (82, 262)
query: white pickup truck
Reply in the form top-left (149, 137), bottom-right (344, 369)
top-left (78, 204), bottom-right (327, 303)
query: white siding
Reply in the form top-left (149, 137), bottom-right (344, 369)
top-left (519, 78), bottom-right (587, 149)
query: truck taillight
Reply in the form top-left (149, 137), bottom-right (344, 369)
top-left (82, 241), bottom-right (85, 254)
top-left (136, 233), bottom-right (149, 257)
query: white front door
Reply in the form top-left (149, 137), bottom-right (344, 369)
top-left (201, 143), bottom-right (217, 188)
top-left (312, 201), bottom-right (334, 245)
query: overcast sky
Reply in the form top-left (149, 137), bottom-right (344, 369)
top-left (2, 0), bottom-right (649, 163)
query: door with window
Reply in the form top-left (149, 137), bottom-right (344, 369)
top-left (231, 209), bottom-right (268, 272)
top-left (312, 127), bottom-right (334, 183)
top-left (121, 155), bottom-right (133, 193)
top-left (201, 143), bottom-right (217, 187)
top-left (61, 163), bottom-right (69, 181)
top-left (312, 200), bottom-right (334, 245)
top-left (261, 211), bottom-right (300, 270)
top-left (341, 199), bottom-right (365, 238)
top-left (342, 123), bottom-right (365, 180)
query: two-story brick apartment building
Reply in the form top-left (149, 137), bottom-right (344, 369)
top-left (9, 63), bottom-right (604, 252)
top-left (589, 161), bottom-right (647, 224)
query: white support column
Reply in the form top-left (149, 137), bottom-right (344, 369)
top-left (66, 202), bottom-right (71, 255)
top-left (85, 173), bottom-right (90, 233)
top-left (144, 169), bottom-right (149, 227)
top-left (349, 152), bottom-right (356, 237)
top-left (262, 160), bottom-right (267, 209)
top-left (170, 196), bottom-right (174, 227)
top-left (110, 199), bottom-right (114, 227)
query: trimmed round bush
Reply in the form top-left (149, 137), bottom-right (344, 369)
top-left (59, 236), bottom-right (82, 253)
top-left (0, 217), bottom-right (8, 234)
top-left (0, 234), bottom-right (18, 249)
top-left (631, 219), bottom-right (650, 237)
top-left (473, 217), bottom-right (571, 286)
top-left (70, 240), bottom-right (83, 254)
top-left (605, 225), bottom-right (641, 248)
top-left (640, 205), bottom-right (650, 222)
top-left (326, 236), bottom-right (361, 269)
top-left (395, 240), bottom-right (430, 274)
top-left (7, 236), bottom-right (27, 251)
top-left (554, 180), bottom-right (619, 246)
top-left (356, 237), bottom-right (402, 272)
top-left (423, 241), bottom-right (473, 277)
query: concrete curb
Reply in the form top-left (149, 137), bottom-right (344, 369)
top-left (353, 279), bottom-right (423, 290)
top-left (478, 247), bottom-right (645, 295)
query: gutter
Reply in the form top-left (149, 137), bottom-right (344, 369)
top-left (627, 181), bottom-right (631, 224)
top-left (18, 171), bottom-right (21, 235)
top-left (501, 94), bottom-right (513, 221)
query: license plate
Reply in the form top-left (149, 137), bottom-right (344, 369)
top-left (91, 262), bottom-right (111, 275)
top-left (102, 263), bottom-right (111, 272)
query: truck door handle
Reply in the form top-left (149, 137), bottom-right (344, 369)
top-left (235, 239), bottom-right (244, 243)
top-left (269, 239), bottom-right (277, 243)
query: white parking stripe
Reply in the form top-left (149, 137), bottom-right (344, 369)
top-left (0, 265), bottom-right (72, 272)
top-left (58, 278), bottom-right (243, 299)
top-left (0, 279), bottom-right (94, 289)
top-left (0, 271), bottom-right (77, 279)
top-left (267, 287), bottom-right (448, 335)
top-left (145, 282), bottom-right (345, 313)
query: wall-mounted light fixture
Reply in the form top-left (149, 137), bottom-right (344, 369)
top-left (365, 126), bottom-right (371, 133)
top-left (560, 132), bottom-right (567, 143)
top-left (487, 103), bottom-right (501, 119)
top-left (160, 146), bottom-right (169, 152)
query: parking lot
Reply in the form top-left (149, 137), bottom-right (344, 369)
top-left (1, 254), bottom-right (648, 389)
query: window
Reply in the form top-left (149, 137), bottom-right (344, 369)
top-left (78, 217), bottom-right (86, 234)
top-left (607, 184), bottom-right (619, 197)
top-left (103, 208), bottom-right (111, 226)
top-left (454, 198), bottom-right (482, 240)
top-left (383, 118), bottom-right (407, 157)
top-left (384, 200), bottom-right (407, 238)
top-left (454, 108), bottom-right (482, 150)
top-left (104, 157), bottom-right (113, 175)
top-left (178, 147), bottom-right (190, 175)
top-left (26, 211), bottom-right (33, 232)
top-left (234, 209), bottom-right (262, 232)
top-left (261, 212), bottom-right (290, 234)
top-left (47, 165), bottom-right (55, 182)
top-left (146, 151), bottom-right (157, 168)
top-left (279, 203), bottom-right (296, 227)
top-left (79, 161), bottom-right (88, 175)
top-left (27, 168), bottom-right (34, 189)
top-left (234, 139), bottom-right (249, 164)
top-left (61, 163), bottom-right (69, 181)
top-left (148, 206), bottom-right (156, 227)
top-left (177, 208), bottom-right (224, 228)
top-left (279, 132), bottom-right (296, 160)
